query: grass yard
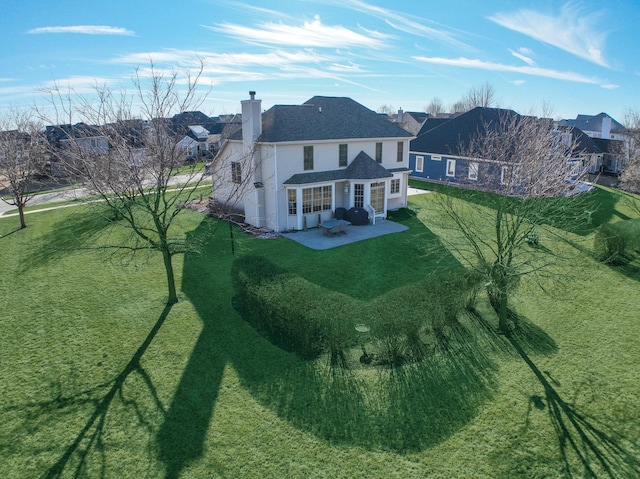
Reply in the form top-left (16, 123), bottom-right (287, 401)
top-left (1, 184), bottom-right (639, 478)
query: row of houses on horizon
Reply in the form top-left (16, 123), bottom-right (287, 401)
top-left (3, 92), bottom-right (631, 233)
top-left (209, 92), bottom-right (629, 233)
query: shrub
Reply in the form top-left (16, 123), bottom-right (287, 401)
top-left (232, 256), bottom-right (358, 361)
top-left (594, 223), bottom-right (632, 263)
top-left (233, 257), bottom-right (480, 368)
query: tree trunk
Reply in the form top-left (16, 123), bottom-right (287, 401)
top-left (18, 205), bottom-right (27, 229)
top-left (161, 246), bottom-right (178, 305)
top-left (489, 262), bottom-right (511, 335)
top-left (496, 289), bottom-right (510, 334)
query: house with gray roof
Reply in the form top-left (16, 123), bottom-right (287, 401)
top-left (409, 106), bottom-right (593, 193)
top-left (560, 113), bottom-right (626, 175)
top-left (211, 92), bottom-right (414, 232)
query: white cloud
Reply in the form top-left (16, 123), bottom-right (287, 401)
top-left (224, 1), bottom-right (296, 20)
top-left (509, 48), bottom-right (536, 66)
top-left (26, 25), bottom-right (134, 36)
top-left (488, 3), bottom-right (609, 67)
top-left (413, 55), bottom-right (601, 84)
top-left (113, 49), bottom-right (331, 70)
top-left (328, 62), bottom-right (363, 72)
top-left (337, 0), bottom-right (474, 51)
top-left (601, 84), bottom-right (619, 90)
top-left (205, 16), bottom-right (387, 49)
top-left (510, 80), bottom-right (526, 85)
top-left (40, 76), bottom-right (119, 94)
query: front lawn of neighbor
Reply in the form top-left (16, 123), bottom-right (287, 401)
top-left (1, 184), bottom-right (639, 478)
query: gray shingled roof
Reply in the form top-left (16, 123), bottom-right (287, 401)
top-left (410, 107), bottom-right (521, 155)
top-left (283, 150), bottom-right (394, 185)
top-left (563, 113), bottom-right (625, 134)
top-left (231, 96), bottom-right (413, 143)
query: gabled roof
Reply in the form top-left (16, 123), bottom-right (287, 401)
top-left (551, 125), bottom-right (623, 155)
top-left (411, 107), bottom-right (521, 155)
top-left (563, 113), bottom-right (624, 134)
top-left (177, 136), bottom-right (199, 148)
top-left (283, 150), bottom-right (394, 185)
top-left (405, 111), bottom-right (429, 123)
top-left (232, 96), bottom-right (413, 143)
top-left (345, 150), bottom-right (395, 179)
top-left (172, 111), bottom-right (217, 134)
top-left (419, 117), bottom-right (450, 133)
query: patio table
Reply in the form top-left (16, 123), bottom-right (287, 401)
top-left (319, 219), bottom-right (350, 237)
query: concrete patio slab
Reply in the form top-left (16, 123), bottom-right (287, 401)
top-left (281, 218), bottom-right (408, 250)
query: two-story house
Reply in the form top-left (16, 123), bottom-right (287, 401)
top-left (560, 113), bottom-right (626, 175)
top-left (212, 92), bottom-right (414, 232)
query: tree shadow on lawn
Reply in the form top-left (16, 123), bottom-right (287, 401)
top-left (2, 304), bottom-right (173, 479)
top-left (508, 335), bottom-right (640, 479)
top-left (473, 306), bottom-right (640, 478)
top-left (154, 218), bottom-right (500, 479)
top-left (17, 203), bottom-right (125, 272)
top-left (414, 181), bottom-right (621, 237)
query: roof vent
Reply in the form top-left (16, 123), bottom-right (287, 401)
top-left (249, 91), bottom-right (256, 100)
top-left (318, 106), bottom-right (322, 113)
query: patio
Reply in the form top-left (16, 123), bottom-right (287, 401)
top-left (281, 218), bottom-right (408, 250)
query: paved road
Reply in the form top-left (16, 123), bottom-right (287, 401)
top-left (0, 174), bottom-right (210, 217)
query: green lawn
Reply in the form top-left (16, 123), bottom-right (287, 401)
top-left (1, 185), bottom-right (639, 478)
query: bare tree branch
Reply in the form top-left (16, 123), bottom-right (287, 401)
top-left (0, 107), bottom-right (49, 229)
top-left (428, 110), bottom-right (588, 333)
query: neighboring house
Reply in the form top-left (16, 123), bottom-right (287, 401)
top-left (409, 106), bottom-right (587, 191)
top-left (562, 113), bottom-right (625, 141)
top-left (560, 113), bottom-right (626, 175)
top-left (45, 123), bottom-right (110, 176)
top-left (389, 109), bottom-right (429, 135)
top-left (212, 92), bottom-right (414, 232)
top-left (48, 123), bottom-right (110, 154)
top-left (410, 107), bottom-right (518, 187)
top-left (565, 125), bottom-right (624, 176)
top-left (176, 135), bottom-right (201, 159)
top-left (172, 112), bottom-right (220, 161)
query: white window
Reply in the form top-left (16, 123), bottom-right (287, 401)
top-left (446, 159), bottom-right (456, 177)
top-left (375, 142), bottom-right (383, 163)
top-left (231, 161), bottom-right (242, 183)
top-left (288, 189), bottom-right (297, 215)
top-left (390, 178), bottom-right (400, 194)
top-left (431, 155), bottom-right (441, 161)
top-left (468, 162), bottom-right (478, 181)
top-left (371, 181), bottom-right (385, 212)
top-left (501, 166), bottom-right (512, 185)
top-left (354, 183), bottom-right (364, 207)
top-left (302, 185), bottom-right (332, 214)
top-left (415, 156), bottom-right (424, 172)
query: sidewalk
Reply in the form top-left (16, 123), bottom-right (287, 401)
top-left (0, 173), bottom-right (209, 218)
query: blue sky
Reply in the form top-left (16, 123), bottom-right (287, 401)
top-left (1, 0), bottom-right (639, 122)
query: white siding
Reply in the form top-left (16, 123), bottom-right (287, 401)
top-left (213, 136), bottom-right (411, 232)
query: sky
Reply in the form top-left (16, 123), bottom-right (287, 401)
top-left (1, 0), bottom-right (639, 123)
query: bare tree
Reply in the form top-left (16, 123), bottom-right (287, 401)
top-left (453, 83), bottom-right (498, 113)
top-left (39, 62), bottom-right (213, 305)
top-left (425, 97), bottom-right (445, 117)
top-left (0, 108), bottom-right (48, 229)
top-left (619, 109), bottom-right (640, 195)
top-left (377, 104), bottom-right (395, 115)
top-left (430, 111), bottom-right (585, 333)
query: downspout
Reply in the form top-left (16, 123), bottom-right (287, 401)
top-left (273, 144), bottom-right (279, 231)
